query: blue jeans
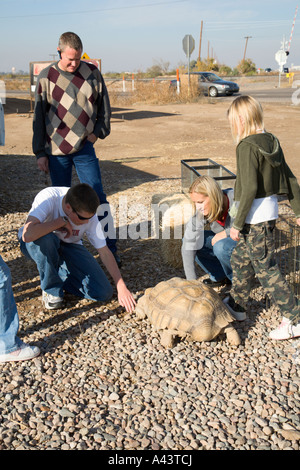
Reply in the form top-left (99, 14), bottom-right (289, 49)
top-left (195, 230), bottom-right (237, 282)
top-left (48, 141), bottom-right (117, 254)
top-left (0, 255), bottom-right (22, 354)
top-left (20, 233), bottom-right (113, 302)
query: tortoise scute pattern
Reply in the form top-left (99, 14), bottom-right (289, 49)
top-left (136, 277), bottom-right (241, 347)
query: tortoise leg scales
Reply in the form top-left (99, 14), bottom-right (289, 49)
top-left (224, 325), bottom-right (241, 346)
top-left (160, 330), bottom-right (176, 348)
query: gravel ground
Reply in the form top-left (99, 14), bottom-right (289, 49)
top-left (0, 154), bottom-right (299, 452)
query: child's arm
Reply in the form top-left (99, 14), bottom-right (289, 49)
top-left (232, 144), bottom-right (258, 231)
top-left (230, 227), bottom-right (240, 241)
top-left (211, 230), bottom-right (227, 245)
top-left (22, 215), bottom-right (72, 242)
top-left (97, 245), bottom-right (136, 313)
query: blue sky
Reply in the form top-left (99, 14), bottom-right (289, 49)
top-left (0, 0), bottom-right (299, 73)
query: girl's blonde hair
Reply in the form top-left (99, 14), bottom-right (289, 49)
top-left (189, 175), bottom-right (224, 222)
top-left (227, 95), bottom-right (264, 143)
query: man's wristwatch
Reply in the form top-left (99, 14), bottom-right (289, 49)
top-left (61, 216), bottom-right (68, 227)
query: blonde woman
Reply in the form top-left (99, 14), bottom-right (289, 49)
top-left (226, 95), bottom-right (300, 340)
top-left (182, 175), bottom-right (237, 292)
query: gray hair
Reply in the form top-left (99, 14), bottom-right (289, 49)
top-left (58, 32), bottom-right (83, 52)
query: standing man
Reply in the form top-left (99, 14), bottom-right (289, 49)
top-left (32, 32), bottom-right (120, 265)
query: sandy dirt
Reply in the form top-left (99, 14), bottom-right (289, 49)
top-left (2, 93), bottom-right (300, 183)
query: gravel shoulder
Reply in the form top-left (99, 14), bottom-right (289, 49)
top-left (0, 93), bottom-right (299, 451)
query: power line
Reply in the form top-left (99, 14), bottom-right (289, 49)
top-left (0, 0), bottom-right (189, 19)
top-left (204, 19), bottom-right (294, 32)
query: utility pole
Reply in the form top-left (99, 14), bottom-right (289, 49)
top-left (197, 20), bottom-right (203, 71)
top-left (243, 36), bottom-right (252, 61)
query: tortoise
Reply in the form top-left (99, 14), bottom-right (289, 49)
top-left (135, 277), bottom-right (241, 347)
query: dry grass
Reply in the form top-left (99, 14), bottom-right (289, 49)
top-left (4, 74), bottom-right (299, 106)
top-left (109, 80), bottom-right (208, 106)
top-left (1, 78), bottom-right (30, 91)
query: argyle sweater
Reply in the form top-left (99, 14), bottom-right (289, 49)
top-left (33, 61), bottom-right (111, 158)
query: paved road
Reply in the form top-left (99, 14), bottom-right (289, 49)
top-left (5, 83), bottom-right (300, 105)
top-left (5, 90), bottom-right (30, 97)
top-left (242, 86), bottom-right (297, 103)
top-left (221, 86), bottom-right (299, 104)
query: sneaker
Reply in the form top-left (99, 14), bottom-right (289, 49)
top-left (204, 278), bottom-right (232, 288)
top-left (269, 317), bottom-right (300, 340)
top-left (0, 343), bottom-right (40, 363)
top-left (42, 291), bottom-right (64, 310)
top-left (223, 295), bottom-right (247, 321)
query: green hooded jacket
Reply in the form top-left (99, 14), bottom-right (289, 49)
top-left (233, 132), bottom-right (300, 231)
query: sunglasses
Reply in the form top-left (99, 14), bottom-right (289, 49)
top-left (71, 207), bottom-right (94, 221)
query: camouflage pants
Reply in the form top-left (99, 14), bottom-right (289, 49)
top-left (231, 220), bottom-right (299, 324)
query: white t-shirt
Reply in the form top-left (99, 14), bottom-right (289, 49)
top-left (19, 187), bottom-right (106, 249)
top-left (245, 195), bottom-right (278, 224)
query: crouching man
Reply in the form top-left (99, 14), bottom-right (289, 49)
top-left (19, 183), bottom-right (136, 313)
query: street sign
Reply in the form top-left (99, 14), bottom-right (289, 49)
top-left (275, 49), bottom-right (287, 88)
top-left (275, 49), bottom-right (287, 66)
top-left (182, 35), bottom-right (195, 57)
top-left (182, 35), bottom-right (195, 95)
top-left (81, 53), bottom-right (101, 70)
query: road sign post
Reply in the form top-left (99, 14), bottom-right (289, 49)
top-left (182, 34), bottom-right (195, 94)
top-left (176, 68), bottom-right (180, 94)
top-left (275, 49), bottom-right (287, 87)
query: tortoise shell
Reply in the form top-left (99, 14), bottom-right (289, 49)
top-left (136, 277), bottom-right (240, 347)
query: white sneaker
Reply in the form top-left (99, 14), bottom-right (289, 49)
top-left (0, 343), bottom-right (40, 363)
top-left (269, 316), bottom-right (300, 340)
top-left (42, 291), bottom-right (64, 310)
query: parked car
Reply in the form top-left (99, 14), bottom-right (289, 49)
top-left (170, 72), bottom-right (239, 97)
top-left (169, 78), bottom-right (180, 89)
top-left (193, 72), bottom-right (239, 97)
